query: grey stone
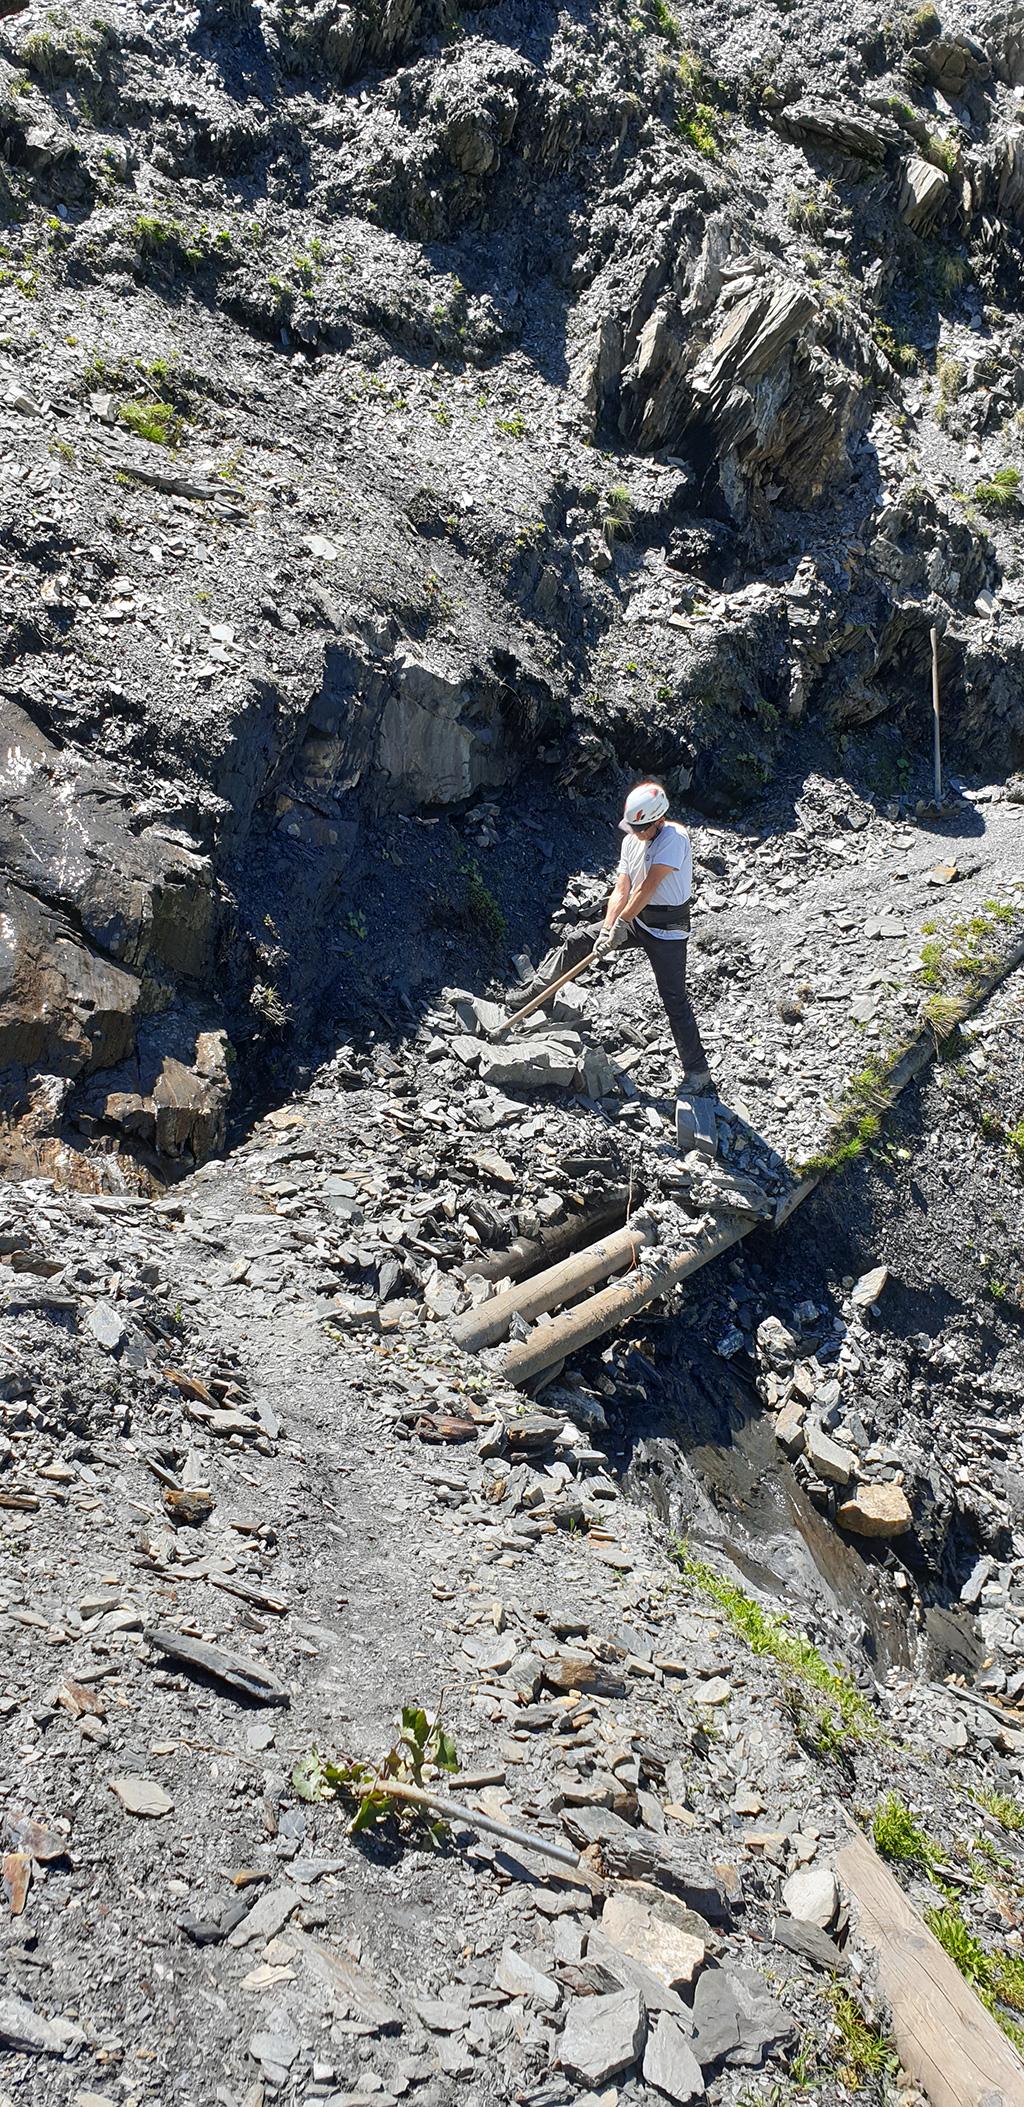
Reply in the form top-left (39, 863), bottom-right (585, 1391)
top-left (805, 1423), bottom-right (855, 1486)
top-left (598, 1896), bottom-right (703, 1989)
top-left (495, 1943), bottom-right (560, 2010)
top-left (960, 1555), bottom-right (994, 1607)
top-left (558, 1988), bottom-right (646, 2085)
top-left (771, 1915), bottom-right (846, 1973)
top-left (851, 1264), bottom-right (889, 1308)
top-left (898, 156), bottom-right (949, 232)
top-left (478, 1037), bottom-right (580, 1090)
top-left (469, 996), bottom-right (508, 1037)
top-left (249, 2027), bottom-right (302, 2084)
top-left (643, 2013), bottom-right (706, 2103)
top-left (781, 1865), bottom-right (839, 1931)
top-left (0, 1994), bottom-right (80, 2055)
top-left (775, 1399), bottom-right (806, 1457)
top-left (756, 1316), bottom-right (798, 1368)
top-left (691, 1965), bottom-right (795, 2070)
top-left (87, 1302), bottom-right (125, 1353)
top-left (586, 1925), bottom-right (687, 2016)
top-left (461, 1629), bottom-right (517, 1674)
top-left (227, 1883), bottom-right (297, 1948)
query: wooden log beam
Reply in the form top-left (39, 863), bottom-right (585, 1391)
top-left (462, 1189), bottom-right (629, 1284)
top-left (837, 1827), bottom-right (1024, 2107)
top-left (451, 1221), bottom-right (652, 1353)
top-left (501, 1216), bottom-right (750, 1387)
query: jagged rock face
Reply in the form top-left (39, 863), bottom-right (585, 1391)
top-left (0, 0), bottom-right (1022, 1171)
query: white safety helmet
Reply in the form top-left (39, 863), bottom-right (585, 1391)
top-left (620, 781), bottom-right (669, 831)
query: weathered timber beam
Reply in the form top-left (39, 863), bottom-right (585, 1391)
top-left (837, 1827), bottom-right (1024, 2107)
top-left (501, 1217), bottom-right (750, 1386)
top-left (462, 1189), bottom-right (630, 1284)
top-left (450, 1222), bottom-right (651, 1353)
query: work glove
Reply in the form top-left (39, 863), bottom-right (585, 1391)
top-left (593, 922), bottom-right (623, 959)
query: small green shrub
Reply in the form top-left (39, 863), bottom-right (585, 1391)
top-left (496, 411), bottom-right (528, 439)
top-left (678, 102), bottom-right (719, 157)
top-left (935, 354), bottom-right (963, 426)
top-left (1007, 1123), bottom-right (1024, 1173)
top-left (826, 1987), bottom-right (897, 2090)
top-left (464, 861), bottom-right (507, 946)
top-left (924, 1901), bottom-right (1024, 2052)
top-left (294, 1702), bottom-right (459, 1848)
top-left (650, 0), bottom-right (680, 40)
top-left (932, 250), bottom-right (969, 298)
top-left (799, 1058), bottom-right (894, 1176)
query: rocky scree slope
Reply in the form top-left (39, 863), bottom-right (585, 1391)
top-left (2, 786), bottom-right (1024, 2102)
top-left (1, 0), bottom-right (1024, 1172)
top-left (1, 919), bottom-right (1024, 2106)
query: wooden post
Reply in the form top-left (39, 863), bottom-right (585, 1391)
top-left (931, 624), bottom-right (943, 802)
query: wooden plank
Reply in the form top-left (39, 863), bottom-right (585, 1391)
top-left (836, 1828), bottom-right (1024, 2107)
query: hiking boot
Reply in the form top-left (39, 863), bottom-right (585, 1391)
top-left (681, 1069), bottom-right (718, 1099)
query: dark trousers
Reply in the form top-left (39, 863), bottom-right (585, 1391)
top-left (527, 923), bottom-right (712, 1078)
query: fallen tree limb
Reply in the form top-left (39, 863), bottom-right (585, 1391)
top-left (367, 1779), bottom-right (581, 1868)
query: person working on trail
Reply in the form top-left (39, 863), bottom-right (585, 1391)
top-left (595, 781), bottom-right (716, 1096)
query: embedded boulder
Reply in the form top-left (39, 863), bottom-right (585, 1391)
top-left (837, 1484), bottom-right (913, 1537)
top-left (899, 156), bottom-right (950, 232)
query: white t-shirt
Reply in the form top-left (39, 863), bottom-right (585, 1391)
top-left (617, 819), bottom-right (691, 942)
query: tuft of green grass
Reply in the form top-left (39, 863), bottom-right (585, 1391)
top-left (924, 1901), bottom-right (1024, 2052)
top-left (674, 1545), bottom-right (873, 1733)
top-left (935, 353), bottom-right (963, 426)
top-left (974, 466), bottom-right (1021, 517)
top-left (798, 1058), bottom-right (893, 1177)
top-left (872, 1792), bottom-right (941, 1872)
top-left (918, 900), bottom-right (1016, 997)
top-left (676, 46), bottom-right (701, 90)
top-left (1007, 1122), bottom-right (1024, 1173)
top-left (925, 131), bottom-right (958, 175)
top-left (872, 318), bottom-right (919, 373)
top-left (118, 398), bottom-right (182, 448)
top-left (787, 189), bottom-right (826, 235)
top-left (826, 1986), bottom-right (897, 2090)
top-left (603, 485), bottom-right (633, 540)
top-left (495, 411), bottom-right (528, 440)
top-left (971, 1786), bottom-right (1018, 1828)
top-left (905, 0), bottom-right (940, 41)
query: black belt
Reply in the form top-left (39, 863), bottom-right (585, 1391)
top-left (640, 901), bottom-right (690, 932)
